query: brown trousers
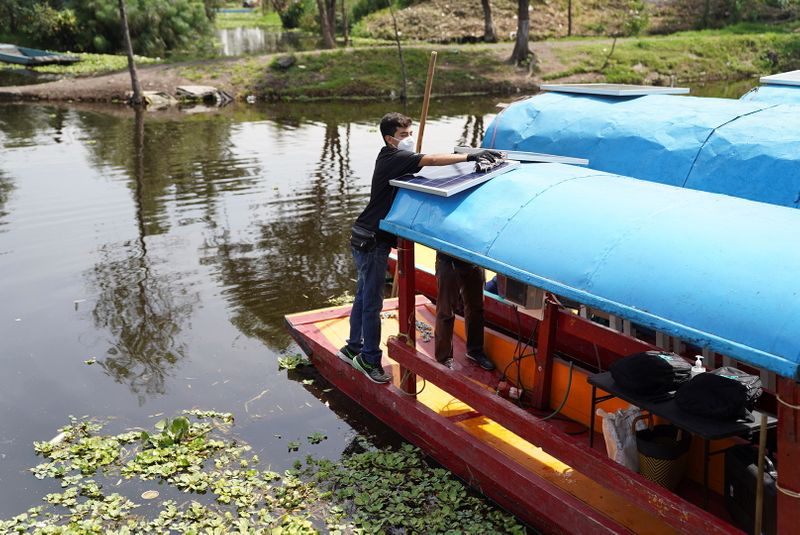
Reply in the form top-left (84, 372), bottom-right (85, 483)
top-left (435, 252), bottom-right (485, 362)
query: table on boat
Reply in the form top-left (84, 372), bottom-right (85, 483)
top-left (587, 371), bottom-right (777, 507)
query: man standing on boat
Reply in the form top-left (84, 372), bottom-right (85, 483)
top-left (338, 112), bottom-right (502, 384)
top-left (435, 253), bottom-right (495, 371)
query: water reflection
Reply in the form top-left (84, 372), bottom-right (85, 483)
top-left (201, 118), bottom-right (360, 349)
top-left (457, 115), bottom-right (486, 148)
top-left (77, 111), bottom-right (260, 236)
top-left (0, 169), bottom-right (12, 231)
top-left (87, 110), bottom-right (197, 403)
top-left (216, 28), bottom-right (317, 56)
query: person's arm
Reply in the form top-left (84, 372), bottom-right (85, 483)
top-left (419, 149), bottom-right (503, 167)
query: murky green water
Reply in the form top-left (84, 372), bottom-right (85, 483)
top-left (0, 98), bottom-right (495, 516)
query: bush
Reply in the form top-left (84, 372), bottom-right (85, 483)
top-left (22, 4), bottom-right (79, 50)
top-left (279, 0), bottom-right (306, 29)
top-left (351, 0), bottom-right (414, 23)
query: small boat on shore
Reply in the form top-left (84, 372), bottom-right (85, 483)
top-left (286, 162), bottom-right (800, 534)
top-left (0, 44), bottom-right (80, 67)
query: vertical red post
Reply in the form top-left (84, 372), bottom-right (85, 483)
top-left (777, 377), bottom-right (800, 535)
top-left (396, 237), bottom-right (417, 395)
top-left (532, 298), bottom-right (557, 409)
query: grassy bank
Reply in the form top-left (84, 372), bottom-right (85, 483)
top-left (180, 46), bottom-right (534, 100)
top-left (547, 28), bottom-right (800, 84)
top-left (215, 9), bottom-right (282, 29)
top-left (2, 53), bottom-right (161, 76)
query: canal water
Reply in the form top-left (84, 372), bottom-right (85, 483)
top-left (0, 97), bottom-right (496, 516)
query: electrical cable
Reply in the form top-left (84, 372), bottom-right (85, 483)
top-left (541, 361), bottom-right (574, 421)
top-left (397, 369), bottom-right (426, 397)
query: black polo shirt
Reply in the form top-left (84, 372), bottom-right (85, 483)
top-left (354, 145), bottom-right (423, 244)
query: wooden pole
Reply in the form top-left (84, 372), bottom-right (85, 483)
top-left (391, 51), bottom-right (437, 299)
top-left (776, 378), bottom-right (800, 535)
top-left (415, 51), bottom-right (437, 153)
top-left (754, 412), bottom-right (768, 535)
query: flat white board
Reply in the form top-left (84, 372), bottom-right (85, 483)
top-left (390, 160), bottom-right (520, 197)
top-left (539, 83), bottom-right (690, 96)
top-left (453, 146), bottom-right (588, 165)
top-left (760, 70), bottom-right (800, 87)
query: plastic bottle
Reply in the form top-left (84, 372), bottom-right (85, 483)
top-left (691, 355), bottom-right (706, 377)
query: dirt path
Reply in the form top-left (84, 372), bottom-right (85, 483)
top-left (0, 42), bottom-right (605, 103)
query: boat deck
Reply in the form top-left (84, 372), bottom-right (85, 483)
top-left (286, 297), bottom-right (737, 534)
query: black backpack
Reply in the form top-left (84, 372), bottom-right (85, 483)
top-left (609, 351), bottom-right (692, 398)
top-left (675, 367), bottom-right (763, 421)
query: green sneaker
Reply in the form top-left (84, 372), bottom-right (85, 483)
top-left (336, 346), bottom-right (359, 367)
top-left (353, 354), bottom-right (391, 384)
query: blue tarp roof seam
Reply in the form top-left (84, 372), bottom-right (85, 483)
top-left (484, 172), bottom-right (607, 252)
top-left (680, 103), bottom-right (780, 188)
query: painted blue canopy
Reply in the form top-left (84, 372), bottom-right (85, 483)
top-left (381, 163), bottom-right (800, 379)
top-left (741, 84), bottom-right (800, 104)
top-left (484, 92), bottom-right (800, 208)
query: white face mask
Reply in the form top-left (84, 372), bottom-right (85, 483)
top-left (395, 135), bottom-right (416, 152)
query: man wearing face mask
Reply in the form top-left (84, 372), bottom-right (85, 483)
top-left (339, 112), bottom-right (502, 384)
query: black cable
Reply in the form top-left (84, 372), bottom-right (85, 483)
top-left (541, 361), bottom-right (574, 421)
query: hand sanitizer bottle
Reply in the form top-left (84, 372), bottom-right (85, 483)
top-left (691, 355), bottom-right (706, 377)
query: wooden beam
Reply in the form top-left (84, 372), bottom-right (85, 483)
top-left (387, 338), bottom-right (734, 535)
top-left (532, 298), bottom-right (557, 408)
top-left (396, 238), bottom-right (417, 395)
top-left (777, 378), bottom-right (800, 535)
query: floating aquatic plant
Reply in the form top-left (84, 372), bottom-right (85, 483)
top-left (0, 412), bottom-right (526, 534)
top-left (278, 354), bottom-right (312, 370)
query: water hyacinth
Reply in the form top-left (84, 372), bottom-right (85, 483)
top-left (0, 412), bottom-right (526, 534)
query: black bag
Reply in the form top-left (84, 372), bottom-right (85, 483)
top-left (675, 367), bottom-right (762, 421)
top-left (724, 444), bottom-right (777, 535)
top-left (712, 366), bottom-right (763, 410)
top-left (350, 223), bottom-right (376, 252)
top-left (609, 351), bottom-right (692, 398)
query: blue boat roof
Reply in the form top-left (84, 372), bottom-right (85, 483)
top-left (484, 92), bottom-right (800, 208)
top-left (740, 84), bottom-right (800, 104)
top-left (381, 163), bottom-right (800, 380)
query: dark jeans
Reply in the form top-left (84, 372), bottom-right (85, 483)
top-left (346, 241), bottom-right (391, 366)
top-left (435, 253), bottom-right (485, 363)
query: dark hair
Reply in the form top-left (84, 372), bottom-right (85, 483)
top-left (380, 112), bottom-right (412, 143)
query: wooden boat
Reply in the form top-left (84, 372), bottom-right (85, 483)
top-left (0, 44), bottom-right (80, 66)
top-left (286, 162), bottom-right (800, 534)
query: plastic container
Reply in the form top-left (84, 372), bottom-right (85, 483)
top-left (632, 414), bottom-right (692, 490)
top-left (691, 355), bottom-right (706, 377)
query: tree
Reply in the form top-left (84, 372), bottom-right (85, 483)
top-left (117, 0), bottom-right (142, 107)
top-left (316, 0), bottom-right (337, 48)
top-left (480, 0), bottom-right (497, 43)
top-left (510, 0), bottom-right (536, 67)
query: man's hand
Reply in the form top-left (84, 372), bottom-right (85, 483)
top-left (466, 149), bottom-right (504, 163)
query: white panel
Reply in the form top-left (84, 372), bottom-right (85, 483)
top-left (453, 146), bottom-right (588, 165)
top-left (539, 83), bottom-right (690, 96)
top-left (760, 70), bottom-right (800, 87)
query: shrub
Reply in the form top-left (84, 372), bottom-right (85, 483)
top-left (69, 0), bottom-right (213, 57)
top-left (279, 0), bottom-right (307, 29)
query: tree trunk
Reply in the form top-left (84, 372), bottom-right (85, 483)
top-left (387, 0), bottom-right (408, 104)
top-left (118, 0), bottom-right (143, 107)
top-left (341, 0), bottom-right (348, 46)
top-left (568, 0), bottom-right (573, 36)
top-left (316, 0), bottom-right (336, 48)
top-left (480, 0), bottom-right (497, 43)
top-left (510, 0), bottom-right (534, 66)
